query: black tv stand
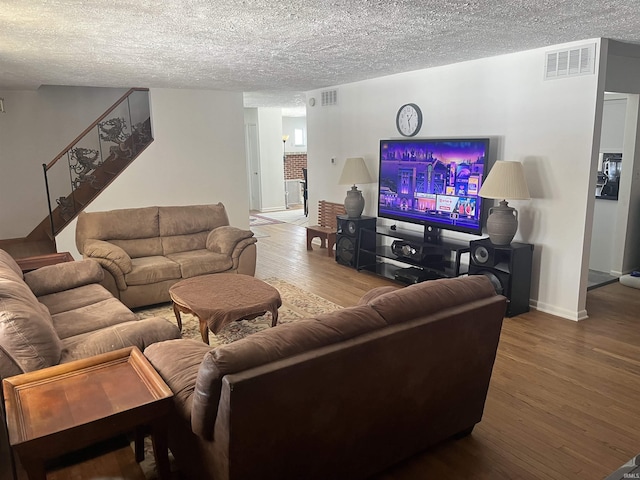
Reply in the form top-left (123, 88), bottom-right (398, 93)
top-left (355, 226), bottom-right (471, 285)
top-left (423, 225), bottom-right (441, 244)
top-left (393, 266), bottom-right (448, 284)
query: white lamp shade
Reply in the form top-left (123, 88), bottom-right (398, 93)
top-left (479, 161), bottom-right (530, 200)
top-left (338, 157), bottom-right (374, 185)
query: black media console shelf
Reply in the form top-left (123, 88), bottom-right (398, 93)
top-left (355, 226), bottom-right (471, 284)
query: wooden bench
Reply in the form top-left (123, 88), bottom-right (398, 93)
top-left (306, 201), bottom-right (346, 256)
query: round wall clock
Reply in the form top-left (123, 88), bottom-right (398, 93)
top-left (396, 103), bottom-right (423, 137)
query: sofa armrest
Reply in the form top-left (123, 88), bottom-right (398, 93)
top-left (83, 240), bottom-right (132, 291)
top-left (23, 258), bottom-right (105, 297)
top-left (83, 239), bottom-right (132, 273)
top-left (206, 226), bottom-right (254, 255)
top-left (230, 237), bottom-right (258, 272)
top-left (144, 339), bottom-right (213, 422)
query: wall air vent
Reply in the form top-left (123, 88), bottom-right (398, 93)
top-left (321, 89), bottom-right (338, 106)
top-left (545, 43), bottom-right (595, 80)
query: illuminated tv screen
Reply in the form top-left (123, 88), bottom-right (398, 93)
top-left (378, 138), bottom-right (490, 236)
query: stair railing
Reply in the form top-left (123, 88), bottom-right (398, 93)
top-left (42, 88), bottom-right (153, 237)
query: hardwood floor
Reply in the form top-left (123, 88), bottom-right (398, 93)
top-left (255, 222), bottom-right (640, 480)
top-left (32, 220), bottom-right (640, 479)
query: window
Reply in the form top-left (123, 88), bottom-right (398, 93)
top-left (294, 128), bottom-right (306, 146)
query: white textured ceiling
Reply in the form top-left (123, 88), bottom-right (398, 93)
top-left (2, 0), bottom-right (640, 111)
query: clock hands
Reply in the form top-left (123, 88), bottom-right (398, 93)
top-left (401, 108), bottom-right (414, 132)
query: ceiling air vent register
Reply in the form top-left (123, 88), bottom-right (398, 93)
top-left (321, 90), bottom-right (338, 106)
top-left (544, 43), bottom-right (595, 80)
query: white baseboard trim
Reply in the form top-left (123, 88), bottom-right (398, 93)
top-left (259, 206), bottom-right (287, 213)
top-left (529, 300), bottom-right (588, 321)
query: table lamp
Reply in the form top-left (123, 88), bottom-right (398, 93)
top-left (479, 160), bottom-right (530, 245)
top-left (338, 157), bottom-right (374, 218)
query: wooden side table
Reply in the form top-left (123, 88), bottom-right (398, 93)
top-left (15, 252), bottom-right (74, 273)
top-left (2, 347), bottom-right (173, 480)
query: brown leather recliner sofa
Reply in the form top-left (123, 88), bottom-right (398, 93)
top-left (0, 249), bottom-right (181, 480)
top-left (144, 275), bottom-right (507, 480)
top-left (75, 203), bottom-right (257, 309)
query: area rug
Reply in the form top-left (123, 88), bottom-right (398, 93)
top-left (249, 214), bottom-right (283, 226)
top-left (135, 277), bottom-right (342, 347)
top-left (133, 278), bottom-right (342, 478)
top-left (256, 208), bottom-right (309, 227)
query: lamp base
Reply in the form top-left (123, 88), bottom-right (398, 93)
top-left (486, 200), bottom-right (518, 245)
top-left (344, 186), bottom-right (365, 218)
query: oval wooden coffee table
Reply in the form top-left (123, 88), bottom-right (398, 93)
top-left (169, 273), bottom-right (282, 344)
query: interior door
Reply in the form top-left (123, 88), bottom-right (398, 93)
top-left (245, 123), bottom-right (261, 211)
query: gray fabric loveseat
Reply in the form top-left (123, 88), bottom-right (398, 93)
top-left (75, 203), bottom-right (257, 309)
top-left (0, 249), bottom-right (181, 480)
top-left (144, 275), bottom-right (507, 480)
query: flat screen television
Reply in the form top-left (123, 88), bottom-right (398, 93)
top-left (378, 138), bottom-right (490, 239)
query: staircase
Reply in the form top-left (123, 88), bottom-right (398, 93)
top-left (0, 88), bottom-right (153, 258)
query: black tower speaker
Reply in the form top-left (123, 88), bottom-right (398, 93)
top-left (468, 238), bottom-right (533, 317)
top-left (335, 215), bottom-right (376, 267)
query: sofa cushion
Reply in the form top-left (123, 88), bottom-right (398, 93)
top-left (37, 283), bottom-right (114, 316)
top-left (166, 250), bottom-right (233, 278)
top-left (60, 317), bottom-right (181, 363)
top-left (144, 339), bottom-right (212, 420)
top-left (366, 275), bottom-right (497, 325)
top-left (162, 232), bottom-right (208, 256)
top-left (211, 320), bottom-right (336, 373)
top-left (125, 256), bottom-right (182, 286)
top-left (51, 297), bottom-right (138, 340)
top-left (24, 259), bottom-right (105, 297)
top-left (76, 206), bottom-right (160, 251)
top-left (111, 237), bottom-right (163, 258)
top-left (158, 203), bottom-right (229, 237)
top-left (357, 286), bottom-right (400, 305)
top-left (206, 227), bottom-right (255, 255)
top-left (0, 297), bottom-right (63, 373)
top-left (211, 305), bottom-right (380, 375)
top-left (313, 304), bottom-right (387, 334)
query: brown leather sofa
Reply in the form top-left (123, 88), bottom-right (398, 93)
top-left (0, 249), bottom-right (181, 480)
top-left (144, 275), bottom-right (507, 480)
top-left (75, 203), bottom-right (257, 309)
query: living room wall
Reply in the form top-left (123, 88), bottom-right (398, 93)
top-left (55, 88), bottom-right (249, 258)
top-left (0, 86), bottom-right (128, 238)
top-left (306, 38), bottom-right (604, 320)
